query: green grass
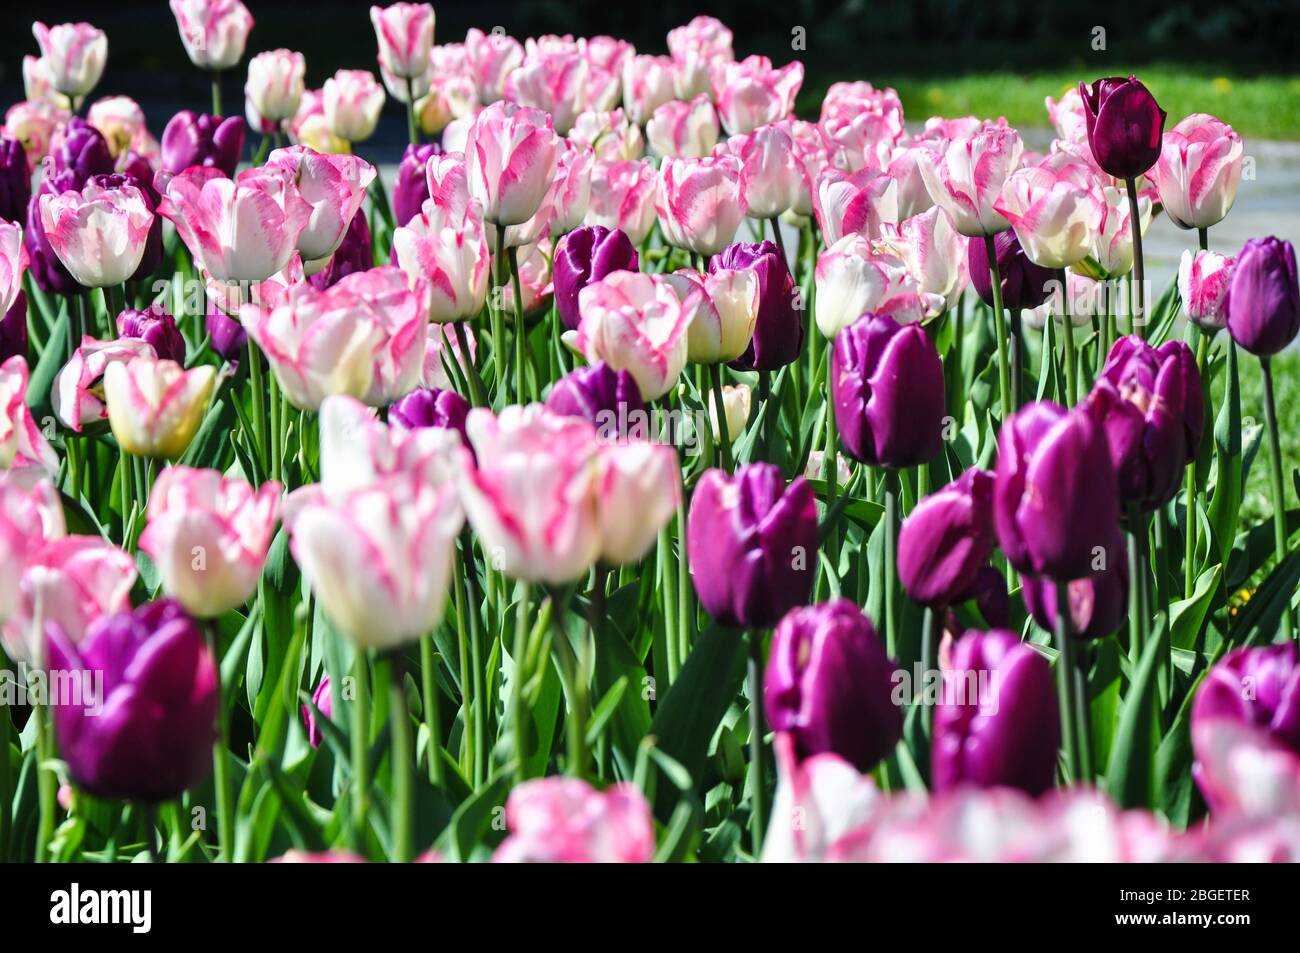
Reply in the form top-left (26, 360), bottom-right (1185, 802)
top-left (1215, 349), bottom-right (1299, 529)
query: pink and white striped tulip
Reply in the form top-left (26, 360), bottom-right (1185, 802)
top-left (246, 49), bottom-right (306, 125)
top-left (0, 478), bottom-right (65, 627)
top-left (595, 441), bottom-right (680, 566)
top-left (139, 467), bottom-right (282, 618)
top-left (0, 223), bottom-right (28, 317)
top-left (813, 167), bottom-right (899, 245)
top-left (505, 49), bottom-right (620, 136)
top-left (820, 100), bottom-right (906, 173)
top-left (723, 123), bottom-right (801, 219)
top-left (3, 101), bottom-right (64, 170)
top-left (160, 166), bottom-right (311, 283)
top-left (39, 180), bottom-right (154, 288)
top-left (493, 777), bottom-right (656, 863)
top-left (323, 70), bottom-right (386, 143)
top-left (1046, 88), bottom-right (1088, 145)
top-left (315, 395), bottom-right (462, 496)
top-left (569, 108), bottom-right (644, 162)
top-left (820, 81), bottom-right (903, 124)
top-left (87, 96), bottom-right (155, 159)
top-left (646, 95), bottom-right (719, 159)
top-left (265, 146), bottom-right (377, 271)
top-left (465, 101), bottom-right (559, 227)
top-left (0, 357), bottom-right (58, 487)
top-left (464, 27), bottom-right (523, 104)
top-left (814, 234), bottom-right (927, 337)
top-left (1151, 114), bottom-right (1245, 231)
top-left (710, 55), bottom-right (803, 136)
top-left (423, 150), bottom-right (472, 222)
top-left (622, 54), bottom-right (677, 127)
top-left (666, 267), bottom-right (759, 364)
top-left (170, 0), bottom-right (253, 71)
top-left (32, 22), bottom-right (106, 100)
top-left (1082, 183), bottom-right (1152, 279)
top-left (103, 356), bottom-right (218, 459)
top-left (994, 162), bottom-right (1102, 269)
top-left (880, 141), bottom-right (941, 220)
top-left (787, 119), bottom-right (830, 218)
top-left (23, 55), bottom-right (61, 107)
top-left (709, 382), bottom-right (751, 444)
top-left (392, 198), bottom-right (491, 323)
top-left (655, 154), bottom-right (746, 256)
top-left (585, 158), bottom-right (658, 244)
top-left (919, 124), bottom-right (1024, 237)
top-left (369, 3), bottom-right (435, 81)
top-left (667, 15), bottom-right (734, 100)
top-left (52, 337), bottom-right (155, 433)
top-left (1179, 249), bottom-right (1234, 332)
top-left (550, 140), bottom-right (594, 235)
top-left (575, 271), bottom-right (690, 400)
top-left (878, 207), bottom-right (968, 316)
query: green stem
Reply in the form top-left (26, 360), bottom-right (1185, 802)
top-left (384, 655), bottom-right (414, 862)
top-left (507, 245), bottom-right (529, 403)
top-left (1052, 580), bottom-right (1080, 782)
top-left (1058, 269), bottom-right (1077, 406)
top-left (920, 606), bottom-right (939, 738)
top-left (453, 322), bottom-right (488, 407)
top-left (984, 234), bottom-right (1012, 421)
top-left (0, 701), bottom-right (10, 861)
top-left (206, 623), bottom-right (234, 862)
top-left (145, 805), bottom-right (161, 863)
top-left (268, 370), bottom-right (282, 485)
top-left (246, 340), bottom-right (267, 475)
top-left (767, 216), bottom-right (787, 264)
top-left (32, 695), bottom-right (56, 862)
top-left (883, 470), bottom-right (898, 659)
top-left (747, 630), bottom-right (766, 856)
top-left (404, 76), bottom-right (419, 146)
top-left (210, 71), bottom-right (222, 117)
top-left (491, 228), bottom-right (507, 403)
top-left (350, 650), bottom-right (370, 853)
top-left (419, 634), bottom-right (443, 787)
top-left (1126, 506), bottom-right (1144, 664)
top-left (1125, 177), bottom-right (1146, 338)
top-left (1073, 644), bottom-right (1094, 784)
top-left (1183, 332), bottom-right (1209, 599)
top-left (459, 530), bottom-right (487, 787)
top-left (511, 581), bottom-right (532, 782)
top-left (1198, 227), bottom-right (1209, 252)
top-left (1260, 357), bottom-right (1296, 641)
top-left (660, 523), bottom-right (680, 685)
top-left (708, 363), bottom-right (733, 471)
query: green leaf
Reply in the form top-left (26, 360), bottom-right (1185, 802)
top-left (436, 775), bottom-right (509, 862)
top-left (1169, 564), bottom-right (1222, 651)
top-left (1106, 617), bottom-right (1167, 809)
top-left (1207, 340), bottom-right (1243, 566)
top-left (25, 318), bottom-right (68, 423)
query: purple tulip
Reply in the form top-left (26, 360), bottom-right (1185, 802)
top-left (831, 312), bottom-right (945, 469)
top-left (687, 463), bottom-right (818, 629)
top-left (1, 290), bottom-right (27, 364)
top-left (309, 208), bottom-right (373, 290)
top-left (545, 361), bottom-right (646, 434)
top-left (1079, 76), bottom-right (1167, 180)
top-left (88, 172), bottom-right (164, 281)
top-left (1193, 644), bottom-right (1300, 756)
top-left (206, 303), bottom-right (248, 364)
top-left (161, 111), bottom-right (245, 179)
top-left (764, 599), bottom-right (902, 772)
top-left (1020, 540), bottom-right (1128, 640)
top-left (117, 305), bottom-right (187, 365)
top-left (553, 225), bottom-right (639, 332)
top-left (46, 599), bottom-right (218, 803)
top-left (25, 171), bottom-right (81, 296)
top-left (1225, 237), bottom-right (1300, 357)
top-left (0, 137), bottom-right (32, 224)
top-left (967, 230), bottom-right (1054, 313)
top-left (960, 564), bottom-right (1010, 629)
top-left (389, 386), bottom-right (470, 445)
top-left (994, 401), bottom-right (1121, 581)
top-left (932, 628), bottom-right (1060, 796)
top-left (1083, 336), bottom-right (1198, 510)
top-left (302, 675), bottom-right (333, 749)
top-left (709, 240), bottom-right (802, 371)
top-left (898, 468), bottom-right (995, 608)
top-left (52, 117), bottom-right (115, 184)
top-left (392, 142), bottom-right (442, 228)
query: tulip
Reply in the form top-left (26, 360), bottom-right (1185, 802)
top-left (726, 124), bottom-right (802, 220)
top-left (813, 168), bottom-right (899, 246)
top-left (814, 235), bottom-right (927, 338)
top-left (646, 95), bottom-right (719, 159)
top-left (302, 675), bottom-right (332, 748)
top-left (711, 55), bottom-right (803, 136)
top-left (918, 124), bottom-right (1023, 237)
top-left (1046, 88), bottom-right (1088, 144)
top-left (967, 229), bottom-right (1054, 313)
top-left (584, 158), bottom-right (658, 245)
top-left (670, 267), bottom-right (759, 364)
top-left (1226, 236), bottom-right (1300, 357)
top-left (655, 154), bottom-right (747, 257)
top-left (1078, 183), bottom-right (1152, 281)
top-left (0, 137), bottom-right (31, 223)
top-left (595, 440), bottom-right (680, 566)
top-left (764, 599), bottom-right (902, 772)
top-left (0, 222), bottom-right (27, 315)
top-left (464, 27), bottom-right (523, 105)
top-left (549, 139), bottom-right (594, 235)
top-left (1179, 249), bottom-right (1233, 331)
top-left (504, 49), bottom-right (620, 137)
top-left (553, 225), bottom-right (639, 332)
top-left (309, 207), bottom-right (373, 290)
top-left (392, 142), bottom-right (440, 227)
top-left (898, 468), bottom-right (995, 608)
top-left (1151, 114), bottom-right (1244, 232)
top-left (1079, 76), bottom-right (1167, 180)
top-left (569, 108), bottom-right (644, 162)
top-left (493, 777), bottom-right (655, 863)
top-left (879, 142), bottom-right (939, 220)
top-left (0, 478), bottom-right (65, 625)
top-left (389, 386), bottom-right (470, 445)
top-left (1, 535), bottom-right (136, 664)
top-left (456, 405), bottom-right (600, 585)
top-left (370, 3), bottom-right (435, 82)
top-left (47, 598), bottom-right (217, 803)
top-left (621, 54), bottom-right (676, 126)
top-left (32, 22), bottom-right (106, 101)
top-left (994, 400), bottom-right (1121, 580)
top-left (52, 336), bottom-right (156, 433)
top-left (4, 101), bottom-right (64, 173)
top-left (831, 313), bottom-right (945, 469)
top-left (87, 96), bottom-right (154, 160)
top-left (877, 207), bottom-right (968, 316)
top-left (159, 111), bottom-right (245, 179)
top-left (687, 463), bottom-right (818, 629)
top-left (324, 69), bottom-right (385, 144)
top-left (49, 117), bottom-right (113, 185)
top-left (264, 146), bottom-right (376, 271)
top-left (88, 172), bottom-right (163, 281)
top-left (421, 323), bottom-right (475, 395)
top-left (1021, 550), bottom-right (1129, 641)
top-left (994, 163), bottom-right (1102, 269)
top-left (159, 166), bottom-right (310, 283)
top-left (709, 240), bottom-right (802, 371)
top-left (170, 0), bottom-right (254, 71)
top-left (103, 356), bottom-right (217, 459)
top-left (464, 101), bottom-right (559, 227)
top-left (245, 50), bottom-right (306, 126)
top-left (574, 271), bottom-right (690, 401)
top-left (1193, 645), bottom-right (1300, 758)
top-left (667, 16), bottom-right (734, 100)
top-left (545, 362), bottom-right (646, 436)
top-left (0, 356), bottom-right (59, 486)
top-left (24, 174), bottom-right (80, 296)
top-left (38, 179), bottom-right (154, 289)
top-left (709, 382), bottom-right (751, 444)
top-left (392, 199), bottom-right (491, 324)
top-left (931, 628), bottom-right (1060, 796)
top-left (498, 239), bottom-right (554, 317)
top-left (206, 302), bottom-right (247, 363)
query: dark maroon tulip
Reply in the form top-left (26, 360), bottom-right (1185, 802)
top-left (831, 312), bottom-right (945, 469)
top-left (1020, 539), bottom-right (1128, 640)
top-left (1, 291), bottom-right (27, 364)
top-left (961, 565), bottom-right (1010, 629)
top-left (1083, 336), bottom-right (1195, 510)
top-left (994, 400), bottom-right (1121, 581)
top-left (309, 207), bottom-right (373, 290)
top-left (545, 361), bottom-right (646, 433)
top-left (1158, 339), bottom-right (1204, 464)
top-left (206, 303), bottom-right (248, 363)
top-left (553, 225), bottom-right (639, 332)
top-left (1079, 76), bottom-right (1167, 180)
top-left (1193, 644), bottom-right (1300, 756)
top-left (47, 599), bottom-right (218, 803)
top-left (0, 137), bottom-right (31, 223)
top-left (898, 468), bottom-right (995, 608)
top-left (88, 172), bottom-right (164, 281)
top-left (764, 599), bottom-right (902, 772)
top-left (1225, 237), bottom-right (1300, 357)
top-left (389, 386), bottom-right (470, 445)
top-left (160, 111), bottom-right (245, 178)
top-left (25, 171), bottom-right (81, 295)
top-left (392, 142), bottom-right (442, 228)
top-left (687, 463), bottom-right (818, 629)
top-left (117, 305), bottom-right (187, 365)
top-left (967, 231), bottom-right (1054, 313)
top-left (932, 628), bottom-right (1060, 796)
top-left (302, 675), bottom-right (333, 749)
top-left (710, 240), bottom-right (802, 371)
top-left (52, 117), bottom-right (115, 184)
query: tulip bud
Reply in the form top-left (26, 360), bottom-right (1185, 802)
top-left (393, 142), bottom-right (442, 227)
top-left (1152, 114), bottom-right (1244, 231)
top-left (1225, 236), bottom-right (1300, 357)
top-left (575, 271), bottom-right (690, 401)
top-left (1179, 249), bottom-right (1233, 331)
top-left (171, 0), bottom-right (254, 71)
top-left (545, 362), bottom-right (646, 435)
top-left (246, 49), bottom-right (306, 126)
top-left (464, 27), bottom-right (523, 105)
top-left (38, 179), bottom-right (155, 289)
top-left (370, 2), bottom-right (436, 81)
top-left (1021, 549), bottom-right (1128, 640)
top-left (103, 356), bottom-right (217, 459)
top-left (389, 385), bottom-right (470, 446)
top-left (324, 69), bottom-right (386, 144)
top-left (32, 22), bottom-right (107, 101)
top-left (1193, 644), bottom-right (1300, 757)
top-left (831, 312), bottom-right (945, 469)
top-left (898, 468), bottom-right (995, 608)
top-left (708, 382), bottom-right (751, 444)
top-left (302, 675), bottom-right (332, 749)
top-left (160, 111), bottom-right (245, 179)
top-left (687, 463), bottom-right (818, 629)
top-left (0, 137), bottom-right (31, 224)
top-left (709, 240), bottom-right (802, 372)
top-left (1079, 76), bottom-right (1167, 180)
top-left (967, 230), bottom-right (1054, 313)
top-left (764, 599), bottom-right (902, 772)
top-left (553, 225), bottom-right (639, 332)
top-left (655, 154), bottom-right (747, 257)
top-left (465, 101), bottom-right (559, 227)
top-left (931, 628), bottom-right (1060, 796)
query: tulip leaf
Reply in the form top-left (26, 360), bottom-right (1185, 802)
top-left (25, 317), bottom-right (68, 424)
top-left (1207, 340), bottom-right (1244, 567)
top-left (434, 774), bottom-right (510, 862)
top-left (1106, 616), bottom-right (1167, 809)
top-left (1169, 564), bottom-right (1222, 651)
top-left (1237, 549), bottom-right (1300, 648)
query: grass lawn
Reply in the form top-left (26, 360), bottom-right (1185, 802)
top-left (1215, 349), bottom-right (1299, 529)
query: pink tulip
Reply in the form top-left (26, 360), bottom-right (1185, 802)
top-left (814, 234), bottom-right (927, 337)
top-left (879, 141), bottom-right (941, 220)
top-left (585, 158), bottom-right (658, 244)
top-left (464, 101), bottom-right (559, 227)
top-left (994, 160), bottom-right (1102, 269)
top-left (139, 467), bottom-right (282, 618)
top-left (0, 356), bottom-right (58, 487)
top-left (569, 108), bottom-right (644, 162)
top-left (820, 81), bottom-right (904, 122)
top-left (52, 337), bottom-right (156, 432)
top-left (919, 123), bottom-right (1024, 237)
top-left (159, 166), bottom-right (311, 283)
top-left (39, 180), bottom-right (154, 288)
top-left (323, 70), bottom-right (386, 143)
top-left (813, 167), bottom-right (899, 245)
top-left (1192, 718), bottom-right (1300, 820)
top-left (314, 395), bottom-right (462, 499)
top-left (505, 48), bottom-right (620, 136)
top-left (464, 27), bottom-right (523, 104)
top-left (421, 323), bottom-right (476, 392)
top-left (0, 478), bottom-right (65, 627)
top-left (3, 101), bottom-right (65, 171)
top-left (1151, 113), bottom-right (1245, 230)
top-left (550, 140), bottom-right (594, 235)
top-left (264, 145), bottom-right (377, 270)
top-left (655, 154), bottom-right (746, 256)
top-left (722, 123), bottom-right (801, 219)
top-left (392, 197), bottom-right (490, 323)
top-left (1082, 182), bottom-right (1152, 279)
top-left (878, 206), bottom-right (968, 316)
top-left (582, 36), bottom-right (634, 78)
top-left (820, 93), bottom-right (906, 172)
top-left (665, 267), bottom-right (759, 364)
top-left (493, 777), bottom-right (656, 863)
top-left (245, 266), bottom-right (425, 410)
top-left (710, 55), bottom-right (803, 136)
top-left (1045, 88), bottom-right (1088, 144)
top-left (0, 223), bottom-right (28, 317)
top-left (87, 96), bottom-right (156, 159)
top-left (621, 54), bottom-right (677, 126)
top-left (369, 3), bottom-right (435, 81)
top-left (575, 271), bottom-right (691, 400)
top-left (786, 119), bottom-right (830, 218)
top-left (170, 0), bottom-right (253, 71)
top-left (1179, 249), bottom-right (1234, 331)
top-left (645, 95), bottom-right (719, 159)
top-left (595, 441), bottom-right (680, 566)
top-left (103, 356), bottom-right (218, 459)
top-left (245, 49), bottom-right (306, 125)
top-left (667, 15), bottom-right (734, 100)
top-left (32, 22), bottom-right (106, 100)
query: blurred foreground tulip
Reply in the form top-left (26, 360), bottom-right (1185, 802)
top-left (32, 22), bottom-right (106, 101)
top-left (493, 777), bottom-right (654, 863)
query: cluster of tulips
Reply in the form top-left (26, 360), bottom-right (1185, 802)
top-left (0, 1), bottom-right (1297, 864)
